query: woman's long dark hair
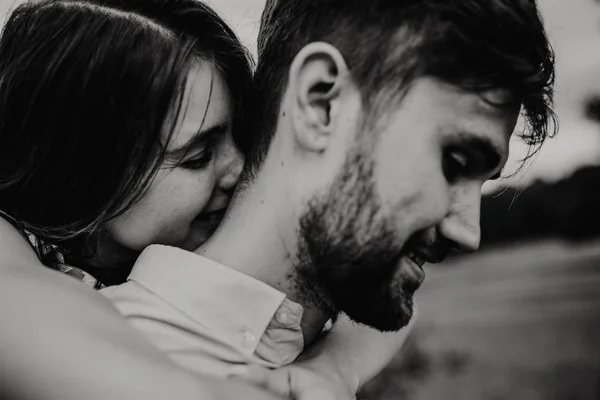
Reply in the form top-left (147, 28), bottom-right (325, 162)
top-left (0, 0), bottom-right (253, 267)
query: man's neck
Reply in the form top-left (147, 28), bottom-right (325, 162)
top-left (196, 165), bottom-right (332, 344)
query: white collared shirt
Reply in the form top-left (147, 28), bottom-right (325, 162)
top-left (101, 245), bottom-right (304, 377)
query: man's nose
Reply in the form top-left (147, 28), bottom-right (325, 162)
top-left (438, 185), bottom-right (482, 253)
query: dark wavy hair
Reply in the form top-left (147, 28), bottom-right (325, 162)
top-left (245, 0), bottom-right (557, 179)
top-left (0, 0), bottom-right (253, 266)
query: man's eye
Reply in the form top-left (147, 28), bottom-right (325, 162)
top-left (180, 151), bottom-right (215, 170)
top-left (443, 150), bottom-right (470, 182)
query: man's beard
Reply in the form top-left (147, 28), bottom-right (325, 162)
top-left (293, 147), bottom-right (418, 332)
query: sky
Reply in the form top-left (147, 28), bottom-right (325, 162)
top-left (0, 0), bottom-right (599, 185)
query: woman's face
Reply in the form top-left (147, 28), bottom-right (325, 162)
top-left (108, 62), bottom-right (243, 254)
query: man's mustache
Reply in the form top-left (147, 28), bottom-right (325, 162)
top-left (403, 233), bottom-right (452, 264)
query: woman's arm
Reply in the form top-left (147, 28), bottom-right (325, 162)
top-left (239, 311), bottom-right (416, 400)
top-left (0, 219), bottom-right (279, 400)
top-left (296, 311), bottom-right (416, 392)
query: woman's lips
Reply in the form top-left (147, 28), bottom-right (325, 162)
top-left (194, 208), bottom-right (227, 232)
top-left (196, 208), bottom-right (225, 221)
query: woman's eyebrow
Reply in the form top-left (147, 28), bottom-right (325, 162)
top-left (167, 120), bottom-right (229, 159)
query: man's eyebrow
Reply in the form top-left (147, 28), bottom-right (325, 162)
top-left (167, 120), bottom-right (229, 160)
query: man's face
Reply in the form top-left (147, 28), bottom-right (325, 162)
top-left (295, 77), bottom-right (518, 331)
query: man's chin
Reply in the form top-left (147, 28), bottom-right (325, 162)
top-left (342, 293), bottom-right (415, 332)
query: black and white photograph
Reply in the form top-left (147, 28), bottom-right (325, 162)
top-left (0, 0), bottom-right (598, 399)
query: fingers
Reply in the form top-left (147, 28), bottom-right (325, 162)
top-left (228, 365), bottom-right (292, 398)
top-left (227, 365), bottom-right (342, 400)
top-left (284, 369), bottom-right (336, 400)
top-left (292, 387), bottom-right (337, 400)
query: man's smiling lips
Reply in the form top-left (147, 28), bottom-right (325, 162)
top-left (399, 243), bottom-right (449, 288)
top-left (405, 250), bottom-right (426, 269)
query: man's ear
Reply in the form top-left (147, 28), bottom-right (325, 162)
top-left (287, 42), bottom-right (350, 153)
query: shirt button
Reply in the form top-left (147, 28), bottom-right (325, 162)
top-left (276, 310), bottom-right (290, 325)
top-left (242, 331), bottom-right (255, 347)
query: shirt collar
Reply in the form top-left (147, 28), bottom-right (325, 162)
top-left (128, 245), bottom-right (290, 357)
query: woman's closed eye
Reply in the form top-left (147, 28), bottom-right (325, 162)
top-left (179, 150), bottom-right (215, 170)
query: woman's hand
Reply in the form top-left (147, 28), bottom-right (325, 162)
top-left (228, 363), bottom-right (355, 400)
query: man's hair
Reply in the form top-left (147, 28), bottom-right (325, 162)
top-left (244, 0), bottom-right (557, 179)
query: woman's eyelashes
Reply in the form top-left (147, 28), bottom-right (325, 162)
top-left (179, 149), bottom-right (215, 170)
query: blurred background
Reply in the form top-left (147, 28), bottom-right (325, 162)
top-left (1, 0), bottom-right (599, 398)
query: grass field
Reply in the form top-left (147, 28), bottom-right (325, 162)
top-left (360, 239), bottom-right (600, 400)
